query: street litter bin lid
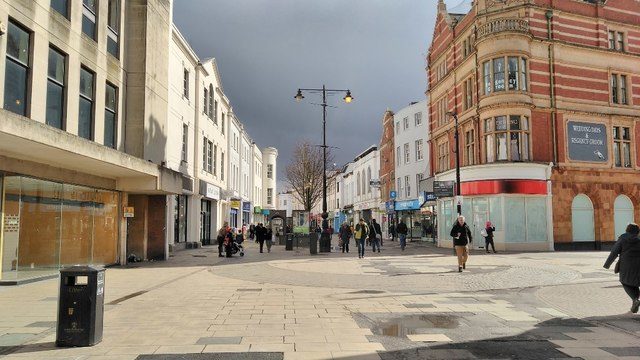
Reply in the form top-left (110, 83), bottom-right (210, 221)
top-left (60, 265), bottom-right (104, 274)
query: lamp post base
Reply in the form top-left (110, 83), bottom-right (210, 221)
top-left (319, 215), bottom-right (331, 252)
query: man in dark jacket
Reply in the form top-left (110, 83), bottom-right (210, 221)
top-left (450, 215), bottom-right (472, 272)
top-left (369, 219), bottom-right (382, 253)
top-left (339, 222), bottom-right (352, 253)
top-left (604, 223), bottom-right (640, 313)
top-left (397, 220), bottom-right (408, 251)
top-left (256, 223), bottom-right (266, 253)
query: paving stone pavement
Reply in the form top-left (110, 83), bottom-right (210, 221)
top-left (0, 240), bottom-right (638, 360)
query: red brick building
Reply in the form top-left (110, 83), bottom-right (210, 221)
top-left (427, 0), bottom-right (640, 250)
top-left (379, 109), bottom-right (396, 234)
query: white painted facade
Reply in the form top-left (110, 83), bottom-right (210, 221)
top-left (393, 100), bottom-right (430, 203)
top-left (278, 191), bottom-right (304, 217)
top-left (351, 146), bottom-right (382, 224)
top-left (262, 147), bottom-right (278, 210)
top-left (252, 145), bottom-right (264, 223)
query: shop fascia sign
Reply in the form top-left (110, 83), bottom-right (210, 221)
top-left (395, 199), bottom-right (421, 211)
top-left (567, 121), bottom-right (608, 162)
top-left (199, 180), bottom-right (220, 200)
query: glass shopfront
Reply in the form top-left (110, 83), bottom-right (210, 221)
top-left (1, 175), bottom-right (119, 282)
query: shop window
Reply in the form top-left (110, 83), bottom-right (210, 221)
top-left (104, 83), bottom-right (117, 148)
top-left (51, 0), bottom-right (69, 18)
top-left (614, 195), bottom-right (634, 239)
top-left (78, 67), bottom-right (95, 140)
top-left (613, 126), bottom-right (632, 168)
top-left (483, 55), bottom-right (528, 95)
top-left (107, 0), bottom-right (120, 58)
top-left (82, 0), bottom-right (97, 41)
top-left (571, 194), bottom-right (595, 242)
top-left (484, 115), bottom-right (530, 162)
top-left (4, 21), bottom-right (31, 116)
top-left (46, 46), bottom-right (66, 129)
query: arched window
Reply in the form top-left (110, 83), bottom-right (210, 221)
top-left (614, 195), bottom-right (634, 239)
top-left (367, 167), bottom-right (372, 193)
top-left (361, 171), bottom-right (366, 197)
top-left (571, 194), bottom-right (594, 242)
top-left (356, 172), bottom-right (361, 196)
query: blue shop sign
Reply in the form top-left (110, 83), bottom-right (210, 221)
top-left (262, 209), bottom-right (270, 215)
top-left (390, 191), bottom-right (397, 199)
top-left (385, 201), bottom-right (395, 213)
top-left (242, 202), bottom-right (251, 211)
top-left (395, 199), bottom-right (421, 211)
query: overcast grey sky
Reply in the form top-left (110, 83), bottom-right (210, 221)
top-left (173, 0), bottom-right (461, 183)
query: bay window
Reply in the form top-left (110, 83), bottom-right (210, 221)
top-left (483, 55), bottom-right (528, 95)
top-left (484, 115), bottom-right (530, 163)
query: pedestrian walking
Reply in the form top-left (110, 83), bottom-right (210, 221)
top-left (225, 227), bottom-right (235, 258)
top-left (256, 223), bottom-right (266, 253)
top-left (389, 223), bottom-right (396, 242)
top-left (482, 221), bottom-right (497, 253)
top-left (249, 224), bottom-right (255, 241)
top-left (217, 222), bottom-right (229, 257)
top-left (369, 219), bottom-right (382, 253)
top-left (355, 218), bottom-right (369, 259)
top-left (339, 222), bottom-right (352, 253)
top-left (266, 226), bottom-right (274, 253)
top-left (450, 215), bottom-right (473, 272)
top-left (397, 220), bottom-right (408, 251)
top-left (604, 223), bottom-right (640, 314)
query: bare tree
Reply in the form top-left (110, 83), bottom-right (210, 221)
top-left (286, 141), bottom-right (333, 212)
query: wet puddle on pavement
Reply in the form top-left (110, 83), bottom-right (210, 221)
top-left (374, 314), bottom-right (460, 337)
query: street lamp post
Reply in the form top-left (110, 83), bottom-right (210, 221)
top-left (295, 86), bottom-right (353, 252)
top-left (447, 112), bottom-right (462, 215)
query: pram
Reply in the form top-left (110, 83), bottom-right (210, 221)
top-left (225, 239), bottom-right (245, 257)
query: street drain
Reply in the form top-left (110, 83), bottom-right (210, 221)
top-left (236, 288), bottom-right (262, 292)
top-left (374, 314), bottom-right (460, 337)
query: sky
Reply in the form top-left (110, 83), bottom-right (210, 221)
top-left (173, 0), bottom-right (463, 186)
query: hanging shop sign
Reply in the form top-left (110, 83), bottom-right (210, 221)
top-left (242, 202), bottom-right (251, 211)
top-left (434, 181), bottom-right (455, 198)
top-left (567, 121), bottom-right (608, 162)
top-left (123, 207), bottom-right (135, 218)
top-left (254, 206), bottom-right (262, 214)
top-left (230, 200), bottom-right (241, 209)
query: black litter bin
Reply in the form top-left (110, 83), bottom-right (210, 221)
top-left (56, 266), bottom-right (105, 347)
top-left (285, 235), bottom-right (294, 251)
top-left (309, 233), bottom-right (318, 255)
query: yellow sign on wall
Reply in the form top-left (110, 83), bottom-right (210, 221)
top-left (230, 200), bottom-right (241, 209)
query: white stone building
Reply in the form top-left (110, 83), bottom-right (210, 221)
top-left (262, 147), bottom-right (278, 212)
top-left (351, 146), bottom-right (382, 224)
top-left (393, 99), bottom-right (431, 238)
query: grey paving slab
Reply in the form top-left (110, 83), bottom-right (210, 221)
top-left (195, 337), bottom-right (242, 345)
top-left (600, 346), bottom-right (640, 356)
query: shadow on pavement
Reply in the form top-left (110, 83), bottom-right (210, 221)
top-left (332, 316), bottom-right (640, 360)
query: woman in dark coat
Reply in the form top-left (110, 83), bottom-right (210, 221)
top-left (339, 222), bottom-right (352, 253)
top-left (604, 223), bottom-right (640, 313)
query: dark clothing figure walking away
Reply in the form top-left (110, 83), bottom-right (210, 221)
top-left (369, 219), bottom-right (382, 253)
top-left (604, 223), bottom-right (640, 313)
top-left (339, 223), bottom-right (352, 253)
top-left (355, 219), bottom-right (369, 259)
top-left (256, 223), bottom-right (266, 253)
top-left (266, 227), bottom-right (273, 253)
top-left (397, 221), bottom-right (408, 251)
top-left (450, 216), bottom-right (473, 272)
top-left (389, 224), bottom-right (396, 242)
top-left (483, 221), bottom-right (496, 253)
